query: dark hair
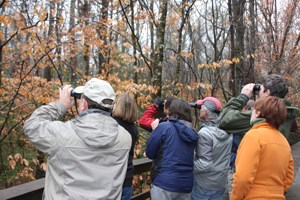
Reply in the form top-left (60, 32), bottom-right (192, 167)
top-left (164, 96), bottom-right (176, 109)
top-left (82, 94), bottom-right (112, 112)
top-left (253, 96), bottom-right (287, 129)
top-left (262, 74), bottom-right (288, 98)
top-left (169, 99), bottom-right (192, 122)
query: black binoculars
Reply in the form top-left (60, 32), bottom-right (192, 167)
top-left (71, 90), bottom-right (82, 99)
top-left (189, 102), bottom-right (201, 109)
top-left (61, 86), bottom-right (82, 99)
top-left (253, 84), bottom-right (261, 93)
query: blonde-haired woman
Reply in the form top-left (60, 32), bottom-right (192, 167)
top-left (112, 93), bottom-right (139, 200)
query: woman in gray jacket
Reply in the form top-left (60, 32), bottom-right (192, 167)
top-left (191, 97), bottom-right (232, 200)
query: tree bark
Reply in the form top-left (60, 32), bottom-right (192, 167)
top-left (55, 0), bottom-right (63, 78)
top-left (130, 0), bottom-right (138, 83)
top-left (229, 0), bottom-right (246, 96)
top-left (44, 0), bottom-right (56, 82)
top-left (228, 0), bottom-right (236, 97)
top-left (98, 0), bottom-right (108, 75)
top-left (82, 0), bottom-right (90, 76)
top-left (69, 0), bottom-right (77, 83)
top-left (248, 0), bottom-right (256, 83)
top-left (152, 0), bottom-right (168, 98)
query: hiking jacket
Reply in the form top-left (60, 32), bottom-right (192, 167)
top-left (24, 102), bottom-right (132, 200)
top-left (231, 121), bottom-right (294, 200)
top-left (193, 119), bottom-right (232, 190)
top-left (138, 104), bottom-right (158, 131)
top-left (113, 117), bottom-right (138, 187)
top-left (219, 94), bottom-right (300, 145)
top-left (146, 118), bottom-right (198, 193)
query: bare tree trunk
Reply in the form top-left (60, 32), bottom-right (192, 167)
top-left (0, 2), bottom-right (3, 86)
top-left (175, 0), bottom-right (196, 85)
top-left (248, 0), bottom-right (256, 83)
top-left (82, 0), bottom-right (90, 76)
top-left (69, 0), bottom-right (77, 83)
top-left (150, 0), bottom-right (154, 58)
top-left (98, 0), bottom-right (108, 75)
top-left (152, 0), bottom-right (168, 98)
top-left (55, 1), bottom-right (63, 79)
top-left (44, 0), bottom-right (56, 82)
top-left (229, 0), bottom-right (246, 96)
top-left (228, 0), bottom-right (236, 97)
top-left (130, 0), bottom-right (138, 83)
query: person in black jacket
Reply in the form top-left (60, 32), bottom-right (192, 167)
top-left (112, 93), bottom-right (139, 200)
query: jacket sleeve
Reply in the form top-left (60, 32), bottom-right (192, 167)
top-left (145, 125), bottom-right (165, 159)
top-left (231, 132), bottom-right (260, 200)
top-left (138, 104), bottom-right (158, 130)
top-left (219, 94), bottom-right (252, 136)
top-left (284, 153), bottom-right (294, 192)
top-left (23, 102), bottom-right (67, 154)
top-left (194, 129), bottom-right (213, 173)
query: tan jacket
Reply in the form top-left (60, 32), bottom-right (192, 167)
top-left (24, 102), bottom-right (132, 200)
top-left (231, 122), bottom-right (294, 200)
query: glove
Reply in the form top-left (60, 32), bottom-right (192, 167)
top-left (153, 98), bottom-right (164, 111)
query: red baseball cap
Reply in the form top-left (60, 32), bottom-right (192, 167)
top-left (196, 97), bottom-right (222, 112)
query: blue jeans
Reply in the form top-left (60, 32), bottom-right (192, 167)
top-left (121, 186), bottom-right (133, 200)
top-left (191, 185), bottom-right (225, 200)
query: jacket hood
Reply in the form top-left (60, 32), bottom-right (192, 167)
top-left (205, 126), bottom-right (230, 141)
top-left (170, 118), bottom-right (198, 143)
top-left (71, 109), bottom-right (119, 148)
top-left (200, 116), bottom-right (220, 127)
top-left (201, 120), bottom-right (230, 141)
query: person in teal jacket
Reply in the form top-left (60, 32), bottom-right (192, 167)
top-left (219, 74), bottom-right (300, 200)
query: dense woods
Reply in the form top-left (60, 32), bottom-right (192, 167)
top-left (0, 0), bottom-right (299, 190)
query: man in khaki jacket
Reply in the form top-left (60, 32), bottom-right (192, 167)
top-left (24, 78), bottom-right (131, 200)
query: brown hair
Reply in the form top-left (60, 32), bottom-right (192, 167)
top-left (169, 99), bottom-right (192, 122)
top-left (253, 96), bottom-right (287, 129)
top-left (112, 93), bottom-right (138, 123)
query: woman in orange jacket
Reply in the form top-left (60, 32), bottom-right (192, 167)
top-left (231, 96), bottom-right (294, 200)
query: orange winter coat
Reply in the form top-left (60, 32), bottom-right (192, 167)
top-left (231, 122), bottom-right (294, 200)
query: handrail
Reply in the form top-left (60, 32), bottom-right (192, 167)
top-left (0, 158), bottom-right (152, 200)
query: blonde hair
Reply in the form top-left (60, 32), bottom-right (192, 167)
top-left (112, 93), bottom-right (138, 123)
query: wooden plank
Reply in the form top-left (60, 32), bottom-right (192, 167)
top-left (0, 178), bottom-right (44, 200)
top-left (133, 158), bottom-right (152, 175)
top-left (131, 190), bottom-right (150, 200)
top-left (0, 158), bottom-right (153, 200)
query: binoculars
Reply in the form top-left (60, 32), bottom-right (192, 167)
top-left (71, 90), bottom-right (82, 99)
top-left (253, 84), bottom-right (261, 93)
top-left (189, 102), bottom-right (201, 109)
top-left (61, 86), bottom-right (82, 99)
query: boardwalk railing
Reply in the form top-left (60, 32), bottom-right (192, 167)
top-left (0, 158), bottom-right (152, 200)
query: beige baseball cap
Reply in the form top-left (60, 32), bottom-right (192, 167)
top-left (74, 78), bottom-right (115, 108)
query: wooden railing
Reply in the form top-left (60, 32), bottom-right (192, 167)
top-left (0, 158), bottom-right (152, 200)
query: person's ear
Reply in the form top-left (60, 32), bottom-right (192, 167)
top-left (255, 110), bottom-right (261, 118)
top-left (78, 98), bottom-right (88, 113)
top-left (265, 89), bottom-right (271, 96)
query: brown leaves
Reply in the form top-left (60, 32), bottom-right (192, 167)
top-left (15, 167), bottom-right (36, 183)
top-left (7, 154), bottom-right (30, 169)
top-left (14, 153), bottom-right (22, 162)
top-left (40, 163), bottom-right (47, 172)
top-left (134, 144), bottom-right (142, 159)
top-left (21, 159), bottom-right (30, 167)
top-left (9, 160), bottom-right (16, 170)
